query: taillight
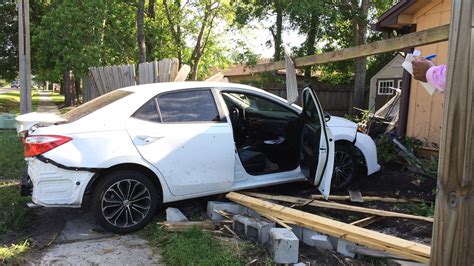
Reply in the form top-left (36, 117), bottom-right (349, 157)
top-left (19, 130), bottom-right (27, 143)
top-left (24, 135), bottom-right (72, 157)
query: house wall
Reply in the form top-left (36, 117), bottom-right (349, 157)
top-left (406, 0), bottom-right (451, 146)
top-left (369, 55), bottom-right (405, 110)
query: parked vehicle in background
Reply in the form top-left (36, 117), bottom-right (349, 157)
top-left (16, 82), bottom-right (380, 233)
top-left (11, 80), bottom-right (19, 89)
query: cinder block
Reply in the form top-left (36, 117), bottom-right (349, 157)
top-left (232, 215), bottom-right (275, 244)
top-left (166, 207), bottom-right (189, 222)
top-left (302, 228), bottom-right (320, 246)
top-left (290, 225), bottom-right (303, 240)
top-left (269, 228), bottom-right (299, 264)
top-left (310, 234), bottom-right (334, 251)
top-left (207, 201), bottom-right (245, 221)
top-left (166, 208), bottom-right (189, 222)
top-left (336, 239), bottom-right (356, 258)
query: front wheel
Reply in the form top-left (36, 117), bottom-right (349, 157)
top-left (93, 171), bottom-right (159, 234)
top-left (331, 144), bottom-right (355, 191)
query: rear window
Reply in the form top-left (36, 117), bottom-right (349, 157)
top-left (62, 90), bottom-right (133, 122)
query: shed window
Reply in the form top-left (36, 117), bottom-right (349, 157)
top-left (378, 80), bottom-right (394, 95)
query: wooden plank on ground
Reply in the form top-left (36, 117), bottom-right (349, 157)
top-left (244, 192), bottom-right (433, 222)
top-left (350, 216), bottom-right (384, 228)
top-left (247, 25), bottom-right (449, 73)
top-left (174, 64), bottom-right (191, 81)
top-left (160, 220), bottom-right (231, 232)
top-left (310, 194), bottom-right (427, 203)
top-left (227, 192), bottom-right (430, 264)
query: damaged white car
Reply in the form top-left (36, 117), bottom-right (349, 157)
top-left (17, 82), bottom-right (380, 233)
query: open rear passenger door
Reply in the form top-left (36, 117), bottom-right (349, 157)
top-left (300, 88), bottom-right (334, 199)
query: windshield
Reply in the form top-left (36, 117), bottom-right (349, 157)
top-left (62, 90), bottom-right (133, 122)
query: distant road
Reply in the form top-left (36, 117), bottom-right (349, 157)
top-left (0, 87), bottom-right (15, 94)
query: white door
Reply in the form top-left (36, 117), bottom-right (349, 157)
top-left (126, 89), bottom-right (235, 196)
top-left (300, 88), bottom-right (335, 198)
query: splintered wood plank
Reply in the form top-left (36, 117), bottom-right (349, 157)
top-left (174, 64), bottom-right (191, 81)
top-left (243, 192), bottom-right (433, 222)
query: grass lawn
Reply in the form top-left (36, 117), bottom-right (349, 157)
top-left (142, 222), bottom-right (244, 265)
top-left (0, 131), bottom-right (31, 264)
top-left (0, 90), bottom-right (40, 114)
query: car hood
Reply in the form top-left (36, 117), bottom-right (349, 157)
top-left (15, 112), bottom-right (66, 133)
top-left (326, 116), bottom-right (357, 129)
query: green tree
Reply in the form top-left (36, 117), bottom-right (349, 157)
top-left (163, 0), bottom-right (234, 80)
top-left (0, 2), bottom-right (18, 81)
top-left (235, 0), bottom-right (289, 62)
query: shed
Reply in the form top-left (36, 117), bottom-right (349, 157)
top-left (375, 0), bottom-right (451, 146)
top-left (368, 54), bottom-right (405, 111)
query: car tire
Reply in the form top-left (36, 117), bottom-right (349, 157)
top-left (92, 170), bottom-right (159, 234)
top-left (331, 143), bottom-right (355, 191)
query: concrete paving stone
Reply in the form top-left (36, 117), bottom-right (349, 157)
top-left (166, 207), bottom-right (189, 222)
top-left (207, 201), bottom-right (245, 221)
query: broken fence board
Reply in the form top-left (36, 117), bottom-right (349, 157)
top-left (174, 64), bottom-right (191, 81)
top-left (158, 58), bottom-right (172, 82)
top-left (205, 72), bottom-right (225, 82)
top-left (244, 192), bottom-right (433, 222)
top-left (227, 192), bottom-right (430, 264)
top-left (169, 58), bottom-right (179, 82)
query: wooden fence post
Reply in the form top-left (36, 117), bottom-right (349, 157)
top-left (430, 0), bottom-right (473, 265)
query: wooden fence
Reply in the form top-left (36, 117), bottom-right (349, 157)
top-left (263, 85), bottom-right (352, 116)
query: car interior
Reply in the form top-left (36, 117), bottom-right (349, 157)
top-left (221, 91), bottom-right (303, 175)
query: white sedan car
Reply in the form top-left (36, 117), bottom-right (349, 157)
top-left (17, 82), bottom-right (380, 233)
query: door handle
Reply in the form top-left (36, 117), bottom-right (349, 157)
top-left (137, 135), bottom-right (164, 144)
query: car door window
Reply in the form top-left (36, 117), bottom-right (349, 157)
top-left (303, 90), bottom-right (321, 129)
top-left (133, 97), bottom-right (161, 123)
top-left (157, 90), bottom-right (220, 123)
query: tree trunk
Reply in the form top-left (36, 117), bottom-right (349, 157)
top-left (74, 79), bottom-right (81, 104)
top-left (272, 3), bottom-right (283, 62)
top-left (63, 70), bottom-right (76, 107)
top-left (430, 1), bottom-right (474, 265)
top-left (304, 13), bottom-right (318, 78)
top-left (137, 0), bottom-right (146, 63)
top-left (148, 0), bottom-right (155, 18)
top-left (163, 0), bottom-right (183, 67)
top-left (351, 0), bottom-right (369, 110)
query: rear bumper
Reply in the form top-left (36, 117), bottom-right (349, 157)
top-left (27, 157), bottom-right (95, 207)
top-left (20, 170), bottom-right (33, 196)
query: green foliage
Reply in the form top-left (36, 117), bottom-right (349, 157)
top-left (0, 241), bottom-right (29, 264)
top-left (401, 202), bottom-right (435, 218)
top-left (421, 155), bottom-right (439, 177)
top-left (0, 182), bottom-right (31, 233)
top-left (0, 130), bottom-right (26, 180)
top-left (0, 2), bottom-right (18, 81)
top-left (376, 135), bottom-right (423, 164)
top-left (32, 0), bottom-right (137, 82)
top-left (143, 223), bottom-right (241, 265)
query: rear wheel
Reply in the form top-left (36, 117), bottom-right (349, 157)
top-left (331, 143), bottom-right (355, 191)
top-left (93, 170), bottom-right (159, 234)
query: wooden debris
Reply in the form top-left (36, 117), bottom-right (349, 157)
top-left (310, 194), bottom-right (428, 203)
top-left (205, 72), bottom-right (228, 82)
top-left (160, 220), bottom-right (231, 232)
top-left (350, 216), bottom-right (384, 228)
top-left (227, 192), bottom-right (430, 264)
top-left (244, 192), bottom-right (433, 222)
top-left (223, 224), bottom-right (240, 239)
top-left (174, 64), bottom-right (191, 81)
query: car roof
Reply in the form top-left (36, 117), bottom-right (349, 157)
top-left (120, 81), bottom-right (261, 94)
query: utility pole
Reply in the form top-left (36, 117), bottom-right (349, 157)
top-left (430, 0), bottom-right (473, 265)
top-left (18, 0), bottom-right (32, 114)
